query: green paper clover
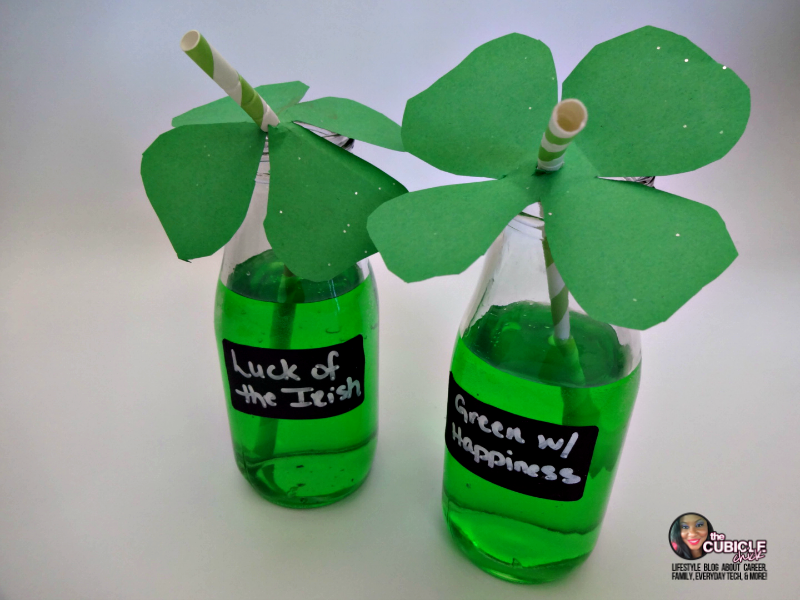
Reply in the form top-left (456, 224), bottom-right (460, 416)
top-left (368, 26), bottom-right (750, 330)
top-left (141, 81), bottom-right (407, 281)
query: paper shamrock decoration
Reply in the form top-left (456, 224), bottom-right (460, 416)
top-left (141, 32), bottom-right (407, 282)
top-left (368, 26), bottom-right (749, 330)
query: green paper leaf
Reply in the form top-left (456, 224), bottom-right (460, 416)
top-left (266, 123), bottom-right (407, 281)
top-left (171, 81), bottom-right (310, 127)
top-left (141, 122), bottom-right (266, 260)
top-left (283, 97), bottom-right (404, 151)
top-left (543, 177), bottom-right (738, 330)
top-left (368, 178), bottom-right (538, 282)
top-left (402, 33), bottom-right (557, 178)
top-left (563, 26), bottom-right (750, 176)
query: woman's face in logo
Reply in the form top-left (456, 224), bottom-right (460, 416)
top-left (680, 514), bottom-right (709, 555)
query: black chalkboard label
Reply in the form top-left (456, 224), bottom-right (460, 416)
top-left (445, 373), bottom-right (598, 501)
top-left (222, 336), bottom-right (365, 420)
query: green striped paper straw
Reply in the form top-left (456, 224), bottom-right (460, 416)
top-left (538, 99), bottom-right (588, 371)
top-left (537, 99), bottom-right (587, 172)
top-left (543, 235), bottom-right (586, 385)
top-left (542, 235), bottom-right (571, 341)
top-left (180, 30), bottom-right (279, 132)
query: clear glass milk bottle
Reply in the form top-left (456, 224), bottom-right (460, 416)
top-left (214, 130), bottom-right (378, 508)
top-left (442, 205), bottom-right (641, 582)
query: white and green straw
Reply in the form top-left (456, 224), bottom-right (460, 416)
top-left (180, 30), bottom-right (279, 131)
top-left (542, 235), bottom-right (571, 341)
top-left (537, 99), bottom-right (588, 172)
top-left (537, 99), bottom-right (588, 360)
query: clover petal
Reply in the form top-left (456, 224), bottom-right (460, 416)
top-left (543, 176), bottom-right (737, 329)
top-left (283, 97), bottom-right (404, 151)
top-left (563, 26), bottom-right (750, 176)
top-left (371, 29), bottom-right (746, 330)
top-left (266, 123), bottom-right (407, 281)
top-left (367, 178), bottom-right (541, 282)
top-left (172, 81), bottom-right (310, 127)
top-left (402, 33), bottom-right (557, 178)
top-left (141, 122), bottom-right (266, 260)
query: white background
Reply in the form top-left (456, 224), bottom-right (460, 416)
top-left (1, 1), bottom-right (798, 598)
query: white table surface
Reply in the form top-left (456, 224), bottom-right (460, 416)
top-left (1, 1), bottom-right (798, 598)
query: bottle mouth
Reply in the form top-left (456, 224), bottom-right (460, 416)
top-left (298, 123), bottom-right (355, 150)
top-left (510, 207), bottom-right (544, 236)
top-left (255, 126), bottom-right (354, 183)
top-left (518, 202), bottom-right (542, 219)
top-left (513, 202), bottom-right (544, 231)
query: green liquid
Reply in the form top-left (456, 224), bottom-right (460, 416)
top-left (214, 250), bottom-right (378, 508)
top-left (443, 302), bottom-right (640, 583)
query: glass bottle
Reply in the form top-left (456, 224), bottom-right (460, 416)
top-left (442, 204), bottom-right (641, 582)
top-left (214, 129), bottom-right (378, 508)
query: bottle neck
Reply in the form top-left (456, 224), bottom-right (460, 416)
top-left (219, 128), bottom-right (355, 286)
top-left (219, 139), bottom-right (273, 284)
top-left (459, 210), bottom-right (547, 336)
top-left (459, 206), bottom-right (642, 384)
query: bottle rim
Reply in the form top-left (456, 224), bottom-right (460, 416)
top-left (511, 202), bottom-right (544, 234)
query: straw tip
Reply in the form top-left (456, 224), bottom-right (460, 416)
top-left (553, 99), bottom-right (588, 137)
top-left (180, 30), bottom-right (202, 52)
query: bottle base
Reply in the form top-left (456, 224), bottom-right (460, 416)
top-left (443, 496), bottom-right (592, 584)
top-left (236, 436), bottom-right (377, 509)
